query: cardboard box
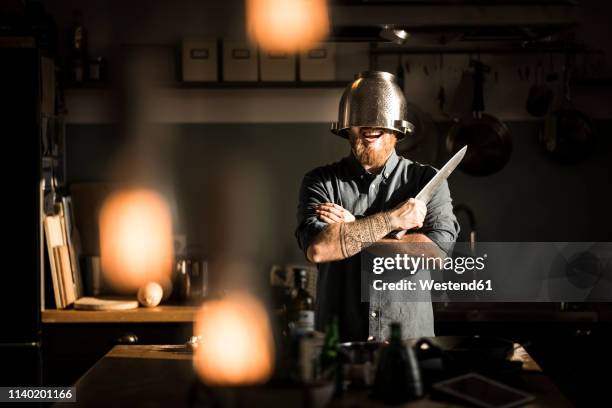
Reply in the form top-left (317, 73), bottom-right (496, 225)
top-left (223, 41), bottom-right (258, 81)
top-left (299, 43), bottom-right (336, 81)
top-left (181, 38), bottom-right (218, 82)
top-left (260, 51), bottom-right (296, 81)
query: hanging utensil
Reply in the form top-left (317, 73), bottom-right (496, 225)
top-left (539, 54), bottom-right (594, 164)
top-left (397, 53), bottom-right (436, 159)
top-left (446, 60), bottom-right (512, 176)
top-left (437, 53), bottom-right (450, 119)
top-left (396, 54), bottom-right (405, 91)
top-left (449, 57), bottom-right (474, 119)
top-left (398, 102), bottom-right (440, 165)
top-left (546, 53), bottom-right (559, 82)
top-left (526, 59), bottom-right (553, 117)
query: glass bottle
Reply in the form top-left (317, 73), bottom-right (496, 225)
top-left (372, 322), bottom-right (423, 404)
top-left (288, 268), bottom-right (314, 335)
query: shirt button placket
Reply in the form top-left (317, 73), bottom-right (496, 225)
top-left (367, 176), bottom-right (383, 338)
top-left (368, 181), bottom-right (378, 204)
top-left (369, 289), bottom-right (382, 339)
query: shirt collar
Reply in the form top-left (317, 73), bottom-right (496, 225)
top-left (346, 149), bottom-right (400, 181)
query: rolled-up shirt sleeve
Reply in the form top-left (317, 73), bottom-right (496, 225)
top-left (420, 169), bottom-right (460, 255)
top-left (295, 171), bottom-right (331, 257)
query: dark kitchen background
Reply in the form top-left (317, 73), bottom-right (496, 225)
top-left (2, 0), bottom-right (612, 406)
top-left (48, 0), bottom-right (612, 255)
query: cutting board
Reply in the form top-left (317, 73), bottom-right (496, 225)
top-left (74, 297), bottom-right (139, 311)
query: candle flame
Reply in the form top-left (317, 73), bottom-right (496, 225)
top-left (247, 0), bottom-right (329, 53)
top-left (99, 189), bottom-right (174, 292)
top-left (194, 292), bottom-right (275, 386)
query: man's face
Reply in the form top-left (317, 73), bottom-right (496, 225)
top-left (348, 127), bottom-right (397, 169)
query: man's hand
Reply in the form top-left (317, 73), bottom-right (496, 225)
top-left (387, 198), bottom-right (427, 231)
top-left (316, 203), bottom-right (356, 224)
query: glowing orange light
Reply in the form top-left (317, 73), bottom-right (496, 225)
top-left (99, 189), bottom-right (174, 292)
top-left (193, 292), bottom-right (275, 386)
top-left (247, 0), bottom-right (329, 53)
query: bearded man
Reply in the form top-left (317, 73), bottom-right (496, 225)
top-left (295, 71), bottom-right (459, 341)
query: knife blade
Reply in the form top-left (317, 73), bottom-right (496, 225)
top-left (394, 145), bottom-right (467, 239)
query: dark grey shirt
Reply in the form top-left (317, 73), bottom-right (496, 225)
top-left (295, 150), bottom-right (459, 341)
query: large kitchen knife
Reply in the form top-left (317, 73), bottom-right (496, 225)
top-left (394, 145), bottom-right (468, 239)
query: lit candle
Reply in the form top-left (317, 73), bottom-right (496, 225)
top-left (247, 0), bottom-right (329, 53)
top-left (99, 189), bottom-right (174, 292)
top-left (193, 292), bottom-right (275, 386)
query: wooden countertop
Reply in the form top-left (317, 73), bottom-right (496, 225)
top-left (41, 305), bottom-right (198, 323)
top-left (54, 341), bottom-right (571, 408)
top-left (41, 306), bottom-right (606, 324)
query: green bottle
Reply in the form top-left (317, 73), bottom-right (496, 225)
top-left (320, 316), bottom-right (343, 395)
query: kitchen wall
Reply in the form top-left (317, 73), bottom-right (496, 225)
top-left (66, 119), bottom-right (612, 266)
top-left (49, 0), bottom-right (612, 124)
top-left (48, 0), bottom-right (612, 267)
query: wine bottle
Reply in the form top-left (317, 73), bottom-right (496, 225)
top-left (372, 322), bottom-right (423, 404)
top-left (68, 9), bottom-right (87, 82)
top-left (288, 268), bottom-right (314, 335)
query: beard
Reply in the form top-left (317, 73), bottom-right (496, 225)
top-left (349, 129), bottom-right (397, 170)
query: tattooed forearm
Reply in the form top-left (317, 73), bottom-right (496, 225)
top-left (339, 212), bottom-right (393, 259)
top-left (307, 211), bottom-right (396, 263)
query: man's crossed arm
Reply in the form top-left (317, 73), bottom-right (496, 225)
top-left (306, 199), bottom-right (429, 263)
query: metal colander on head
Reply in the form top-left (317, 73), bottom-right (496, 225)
top-left (331, 71), bottom-right (414, 140)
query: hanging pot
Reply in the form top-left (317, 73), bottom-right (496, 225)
top-left (446, 60), bottom-right (512, 176)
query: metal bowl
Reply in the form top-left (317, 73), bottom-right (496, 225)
top-left (331, 71), bottom-right (414, 139)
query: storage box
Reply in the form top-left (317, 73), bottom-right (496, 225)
top-left (222, 41), bottom-right (258, 82)
top-left (181, 38), bottom-right (218, 82)
top-left (260, 51), bottom-right (296, 81)
top-left (299, 43), bottom-right (336, 81)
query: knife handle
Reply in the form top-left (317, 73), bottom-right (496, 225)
top-left (393, 194), bottom-right (427, 240)
top-left (394, 229), bottom-right (408, 240)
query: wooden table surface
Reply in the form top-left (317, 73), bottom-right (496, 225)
top-left (54, 341), bottom-right (572, 408)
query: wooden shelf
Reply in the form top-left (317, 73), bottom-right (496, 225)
top-left (63, 80), bottom-right (349, 90)
top-left (41, 305), bottom-right (198, 324)
top-left (175, 81), bottom-right (349, 89)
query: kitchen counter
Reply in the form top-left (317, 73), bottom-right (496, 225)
top-left (41, 305), bottom-right (609, 324)
top-left (54, 341), bottom-right (572, 407)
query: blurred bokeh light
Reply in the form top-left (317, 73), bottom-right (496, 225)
top-left (193, 292), bottom-right (275, 385)
top-left (247, 0), bottom-right (329, 53)
top-left (99, 188), bottom-right (174, 292)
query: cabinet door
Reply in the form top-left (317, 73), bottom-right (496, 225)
top-left (0, 345), bottom-right (41, 386)
top-left (42, 323), bottom-right (192, 385)
top-left (0, 46), bottom-right (41, 344)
